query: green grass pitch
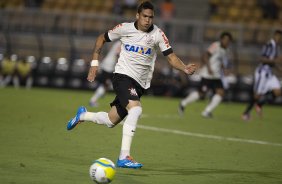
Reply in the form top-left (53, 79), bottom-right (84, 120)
top-left (0, 87), bottom-right (282, 184)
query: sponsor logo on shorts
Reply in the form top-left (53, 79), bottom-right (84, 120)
top-left (128, 87), bottom-right (138, 96)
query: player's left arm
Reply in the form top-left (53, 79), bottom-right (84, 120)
top-left (166, 52), bottom-right (197, 75)
top-left (157, 29), bottom-right (196, 75)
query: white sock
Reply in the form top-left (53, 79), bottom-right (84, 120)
top-left (80, 112), bottom-right (114, 128)
top-left (90, 85), bottom-right (105, 103)
top-left (13, 76), bottom-right (20, 88)
top-left (181, 91), bottom-right (200, 107)
top-left (26, 77), bottom-right (33, 89)
top-left (203, 94), bottom-right (222, 113)
top-left (119, 106), bottom-right (142, 160)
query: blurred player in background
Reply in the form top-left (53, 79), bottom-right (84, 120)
top-left (0, 54), bottom-right (17, 87)
top-left (242, 30), bottom-right (282, 121)
top-left (178, 32), bottom-right (233, 118)
top-left (13, 56), bottom-right (34, 89)
top-left (89, 41), bottom-right (121, 107)
top-left (67, 1), bottom-right (196, 169)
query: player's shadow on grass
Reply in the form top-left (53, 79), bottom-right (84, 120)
top-left (125, 167), bottom-right (280, 179)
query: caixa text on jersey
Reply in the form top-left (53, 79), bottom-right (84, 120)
top-left (124, 44), bottom-right (152, 55)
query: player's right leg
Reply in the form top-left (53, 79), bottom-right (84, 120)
top-left (241, 92), bottom-right (258, 121)
top-left (178, 90), bottom-right (200, 116)
top-left (242, 67), bottom-right (264, 121)
top-left (67, 106), bottom-right (87, 130)
top-left (66, 106), bottom-right (122, 130)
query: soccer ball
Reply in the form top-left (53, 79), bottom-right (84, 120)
top-left (89, 158), bottom-right (116, 184)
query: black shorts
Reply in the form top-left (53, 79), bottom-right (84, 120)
top-left (96, 70), bottom-right (113, 84)
top-left (110, 73), bottom-right (145, 120)
top-left (199, 78), bottom-right (224, 93)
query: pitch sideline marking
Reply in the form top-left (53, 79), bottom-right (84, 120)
top-left (137, 124), bottom-right (282, 147)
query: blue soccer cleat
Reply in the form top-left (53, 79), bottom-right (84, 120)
top-left (117, 156), bottom-right (143, 169)
top-left (67, 106), bottom-right (87, 130)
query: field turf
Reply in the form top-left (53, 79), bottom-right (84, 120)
top-left (0, 87), bottom-right (282, 184)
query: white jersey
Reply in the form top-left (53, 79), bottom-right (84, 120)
top-left (100, 41), bottom-right (121, 73)
top-left (106, 22), bottom-right (172, 89)
top-left (200, 41), bottom-right (229, 79)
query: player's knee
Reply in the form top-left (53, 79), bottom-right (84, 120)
top-left (216, 89), bottom-right (225, 97)
top-left (128, 106), bottom-right (142, 118)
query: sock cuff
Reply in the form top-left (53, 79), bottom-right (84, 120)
top-left (100, 112), bottom-right (115, 128)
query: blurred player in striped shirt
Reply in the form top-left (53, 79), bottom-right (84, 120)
top-left (242, 30), bottom-right (282, 121)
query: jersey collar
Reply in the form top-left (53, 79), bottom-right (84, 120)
top-left (134, 21), bottom-right (154, 33)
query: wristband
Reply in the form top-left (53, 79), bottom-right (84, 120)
top-left (91, 60), bottom-right (99, 67)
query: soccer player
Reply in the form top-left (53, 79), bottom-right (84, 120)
top-left (89, 41), bottom-right (121, 107)
top-left (242, 30), bottom-right (282, 121)
top-left (67, 1), bottom-right (196, 169)
top-left (178, 32), bottom-right (233, 118)
top-left (13, 56), bottom-right (34, 89)
top-left (0, 54), bottom-right (17, 87)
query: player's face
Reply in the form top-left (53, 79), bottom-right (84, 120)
top-left (221, 36), bottom-right (231, 48)
top-left (136, 9), bottom-right (154, 32)
top-left (274, 33), bottom-right (281, 44)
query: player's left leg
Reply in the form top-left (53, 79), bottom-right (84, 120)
top-left (117, 100), bottom-right (143, 169)
top-left (201, 79), bottom-right (224, 118)
top-left (12, 76), bottom-right (20, 89)
top-left (255, 75), bottom-right (281, 117)
top-left (202, 88), bottom-right (224, 118)
top-left (256, 88), bottom-right (281, 117)
top-left (242, 67), bottom-right (267, 120)
top-left (25, 76), bottom-right (33, 89)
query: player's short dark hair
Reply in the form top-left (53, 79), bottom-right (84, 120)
top-left (220, 31), bottom-right (233, 41)
top-left (137, 1), bottom-right (154, 13)
top-left (274, 30), bottom-right (282, 35)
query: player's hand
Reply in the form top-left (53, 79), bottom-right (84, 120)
top-left (87, 66), bottom-right (98, 82)
top-left (184, 64), bottom-right (197, 75)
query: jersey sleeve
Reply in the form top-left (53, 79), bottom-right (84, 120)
top-left (157, 29), bottom-right (173, 56)
top-left (105, 23), bottom-right (124, 42)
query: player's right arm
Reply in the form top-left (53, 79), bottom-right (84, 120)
top-left (87, 23), bottom-right (123, 82)
top-left (87, 34), bottom-right (106, 82)
top-left (204, 42), bottom-right (219, 75)
top-left (259, 42), bottom-right (278, 66)
top-left (203, 51), bottom-right (213, 75)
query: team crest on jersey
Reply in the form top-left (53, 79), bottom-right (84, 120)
top-left (128, 87), bottom-right (138, 96)
top-left (124, 44), bottom-right (152, 55)
top-left (145, 35), bottom-right (154, 45)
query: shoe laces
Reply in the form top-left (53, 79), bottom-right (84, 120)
top-left (126, 156), bottom-right (137, 163)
